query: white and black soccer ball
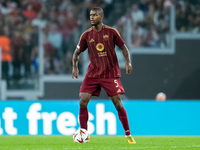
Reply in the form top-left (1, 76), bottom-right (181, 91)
top-left (73, 128), bottom-right (90, 143)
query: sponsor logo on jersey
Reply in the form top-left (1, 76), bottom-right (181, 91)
top-left (96, 43), bottom-right (104, 51)
top-left (98, 52), bottom-right (107, 57)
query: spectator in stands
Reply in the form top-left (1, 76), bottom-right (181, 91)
top-left (0, 1), bottom-right (12, 15)
top-left (30, 46), bottom-right (38, 75)
top-left (0, 29), bottom-right (12, 81)
top-left (131, 23), bottom-right (143, 48)
top-left (154, 0), bottom-right (164, 11)
top-left (31, 0), bottom-right (42, 13)
top-left (131, 3), bottom-right (145, 23)
top-left (114, 17), bottom-right (126, 40)
top-left (22, 33), bottom-right (34, 78)
top-left (31, 12), bottom-right (47, 29)
top-left (99, 0), bottom-right (113, 19)
top-left (175, 1), bottom-right (191, 32)
top-left (43, 35), bottom-right (58, 74)
top-left (59, 0), bottom-right (74, 12)
top-left (48, 10), bottom-right (57, 23)
top-left (156, 13), bottom-right (170, 47)
top-left (192, 10), bottom-right (200, 33)
top-left (22, 4), bottom-right (36, 21)
top-left (8, 2), bottom-right (20, 28)
top-left (138, 0), bottom-right (149, 15)
top-left (47, 23), bottom-right (63, 60)
top-left (11, 30), bottom-right (23, 80)
top-left (146, 2), bottom-right (156, 22)
top-left (8, 2), bottom-right (18, 18)
top-left (57, 14), bottom-right (70, 41)
top-left (59, 51), bottom-right (73, 74)
top-left (23, 19), bottom-right (32, 34)
top-left (143, 24), bottom-right (160, 47)
top-left (31, 26), bottom-right (39, 46)
top-left (125, 10), bottom-right (144, 48)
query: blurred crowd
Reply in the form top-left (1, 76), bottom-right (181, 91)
top-left (0, 0), bottom-right (40, 84)
top-left (114, 0), bottom-right (173, 48)
top-left (114, 0), bottom-right (200, 48)
top-left (175, 0), bottom-right (200, 33)
top-left (0, 0), bottom-right (200, 88)
top-left (0, 0), bottom-right (84, 85)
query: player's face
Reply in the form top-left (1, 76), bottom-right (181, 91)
top-left (90, 10), bottom-right (102, 26)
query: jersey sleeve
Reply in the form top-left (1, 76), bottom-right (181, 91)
top-left (113, 29), bottom-right (125, 48)
top-left (76, 32), bottom-right (88, 52)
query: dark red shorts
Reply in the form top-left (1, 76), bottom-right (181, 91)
top-left (80, 76), bottom-right (125, 97)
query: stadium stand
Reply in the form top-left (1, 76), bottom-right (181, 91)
top-left (0, 0), bottom-right (200, 100)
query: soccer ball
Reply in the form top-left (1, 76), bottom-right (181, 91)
top-left (73, 128), bottom-right (90, 143)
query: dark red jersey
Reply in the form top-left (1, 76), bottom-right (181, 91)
top-left (77, 25), bottom-right (125, 78)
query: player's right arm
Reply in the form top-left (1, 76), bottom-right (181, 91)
top-left (72, 31), bottom-right (88, 79)
top-left (72, 48), bottom-right (81, 79)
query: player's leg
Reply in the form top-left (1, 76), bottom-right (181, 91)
top-left (111, 94), bottom-right (130, 135)
top-left (79, 92), bottom-right (92, 130)
top-left (79, 76), bottom-right (101, 130)
top-left (111, 94), bottom-right (136, 144)
top-left (100, 78), bottom-right (131, 136)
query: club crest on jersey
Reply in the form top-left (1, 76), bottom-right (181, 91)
top-left (96, 43), bottom-right (104, 51)
top-left (103, 35), bottom-right (109, 40)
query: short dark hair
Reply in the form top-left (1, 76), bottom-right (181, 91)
top-left (91, 7), bottom-right (104, 17)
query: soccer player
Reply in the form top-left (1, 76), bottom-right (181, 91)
top-left (72, 7), bottom-right (136, 144)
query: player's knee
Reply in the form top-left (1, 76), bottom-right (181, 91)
top-left (112, 95), bottom-right (123, 110)
top-left (115, 101), bottom-right (123, 110)
top-left (79, 93), bottom-right (90, 108)
top-left (79, 99), bottom-right (88, 108)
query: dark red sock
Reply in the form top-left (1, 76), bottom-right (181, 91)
top-left (79, 108), bottom-right (88, 130)
top-left (117, 107), bottom-right (131, 136)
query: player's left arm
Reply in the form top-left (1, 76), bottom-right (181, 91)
top-left (120, 44), bottom-right (132, 74)
top-left (112, 28), bottom-right (132, 74)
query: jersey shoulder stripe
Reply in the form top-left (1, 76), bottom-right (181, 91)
top-left (104, 25), bottom-right (121, 36)
top-left (78, 27), bottom-right (93, 45)
top-left (80, 27), bottom-right (93, 38)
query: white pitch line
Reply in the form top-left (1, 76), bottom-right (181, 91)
top-left (11, 145), bottom-right (200, 150)
top-left (122, 145), bottom-right (200, 149)
top-left (63, 145), bottom-right (200, 150)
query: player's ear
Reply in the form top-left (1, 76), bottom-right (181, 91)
top-left (101, 15), bottom-right (104, 20)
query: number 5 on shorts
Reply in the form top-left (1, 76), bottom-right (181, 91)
top-left (114, 79), bottom-right (119, 87)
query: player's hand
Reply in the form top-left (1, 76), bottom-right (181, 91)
top-left (125, 61), bottom-right (132, 74)
top-left (72, 67), bottom-right (79, 79)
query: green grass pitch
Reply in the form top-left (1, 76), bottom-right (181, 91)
top-left (0, 136), bottom-right (200, 150)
